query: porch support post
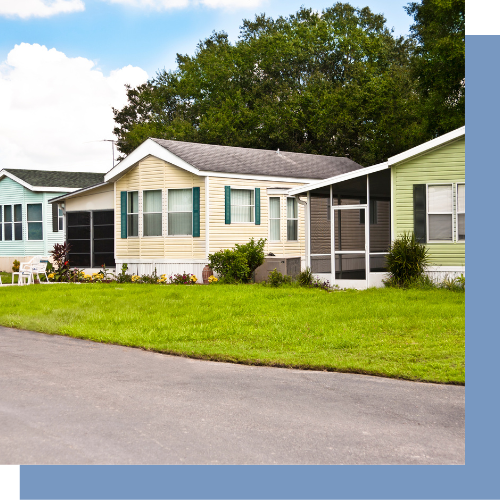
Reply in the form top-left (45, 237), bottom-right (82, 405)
top-left (306, 190), bottom-right (311, 270)
top-left (330, 185), bottom-right (335, 285)
top-left (366, 175), bottom-right (370, 285)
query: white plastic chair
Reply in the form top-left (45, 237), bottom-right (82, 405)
top-left (31, 259), bottom-right (50, 283)
top-left (12, 258), bottom-right (35, 286)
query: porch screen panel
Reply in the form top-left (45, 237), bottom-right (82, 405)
top-left (334, 209), bottom-right (365, 251)
top-left (67, 211), bottom-right (91, 267)
top-left (310, 196), bottom-right (330, 255)
top-left (93, 210), bottom-right (115, 267)
top-left (335, 254), bottom-right (366, 280)
top-left (369, 200), bottom-right (390, 252)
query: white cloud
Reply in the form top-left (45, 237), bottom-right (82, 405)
top-left (0, 43), bottom-right (148, 172)
top-left (103, 0), bottom-right (264, 10)
top-left (0, 0), bottom-right (84, 19)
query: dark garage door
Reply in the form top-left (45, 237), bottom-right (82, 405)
top-left (67, 210), bottom-right (115, 268)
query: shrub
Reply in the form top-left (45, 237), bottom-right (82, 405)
top-left (49, 242), bottom-right (72, 282)
top-left (439, 274), bottom-right (465, 292)
top-left (12, 260), bottom-right (20, 273)
top-left (266, 268), bottom-right (292, 287)
top-left (169, 272), bottom-right (197, 285)
top-left (385, 232), bottom-right (428, 288)
top-left (296, 267), bottom-right (313, 287)
top-left (208, 238), bottom-right (266, 283)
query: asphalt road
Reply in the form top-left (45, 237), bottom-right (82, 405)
top-left (0, 326), bottom-right (465, 464)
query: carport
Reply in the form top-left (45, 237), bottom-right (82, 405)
top-left (289, 163), bottom-right (391, 289)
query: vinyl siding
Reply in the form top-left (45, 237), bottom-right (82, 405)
top-left (0, 176), bottom-right (66, 257)
top-left (208, 176), bottom-right (306, 257)
top-left (392, 137), bottom-right (465, 266)
top-left (115, 155), bottom-right (206, 260)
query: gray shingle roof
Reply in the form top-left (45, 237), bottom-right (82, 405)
top-left (4, 169), bottom-right (105, 189)
top-left (151, 139), bottom-right (363, 180)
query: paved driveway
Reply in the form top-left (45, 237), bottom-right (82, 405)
top-left (0, 326), bottom-right (464, 464)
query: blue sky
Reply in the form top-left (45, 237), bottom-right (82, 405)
top-left (0, 0), bottom-right (416, 172)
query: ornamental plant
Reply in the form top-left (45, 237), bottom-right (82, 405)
top-left (12, 260), bottom-right (20, 273)
top-left (385, 232), bottom-right (429, 288)
top-left (208, 237), bottom-right (266, 283)
top-left (169, 272), bottom-right (197, 285)
top-left (49, 242), bottom-right (72, 282)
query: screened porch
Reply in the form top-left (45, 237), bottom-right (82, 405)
top-left (295, 167), bottom-right (391, 289)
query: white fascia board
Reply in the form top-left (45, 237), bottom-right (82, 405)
top-left (203, 171), bottom-right (318, 183)
top-left (388, 126), bottom-right (465, 166)
top-left (0, 170), bottom-right (79, 193)
top-left (48, 182), bottom-right (110, 204)
top-left (287, 163), bottom-right (389, 196)
top-left (0, 170), bottom-right (35, 191)
top-left (104, 139), bottom-right (201, 183)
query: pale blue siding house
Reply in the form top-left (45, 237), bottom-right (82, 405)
top-left (0, 169), bottom-right (104, 271)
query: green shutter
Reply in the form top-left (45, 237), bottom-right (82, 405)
top-left (255, 188), bottom-right (260, 225)
top-left (413, 184), bottom-right (426, 243)
top-left (225, 186), bottom-right (231, 224)
top-left (121, 191), bottom-right (127, 239)
top-left (193, 187), bottom-right (200, 237)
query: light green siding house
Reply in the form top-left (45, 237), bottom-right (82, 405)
top-left (0, 169), bottom-right (104, 272)
top-left (390, 126), bottom-right (465, 280)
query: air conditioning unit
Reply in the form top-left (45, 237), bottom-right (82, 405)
top-left (254, 256), bottom-right (302, 282)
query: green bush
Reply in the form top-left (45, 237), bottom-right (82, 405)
top-left (12, 260), bottom-right (20, 273)
top-left (296, 267), bottom-right (313, 287)
top-left (208, 238), bottom-right (266, 283)
top-left (385, 232), bottom-right (428, 288)
top-left (266, 268), bottom-right (292, 287)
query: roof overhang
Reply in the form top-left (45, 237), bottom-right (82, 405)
top-left (287, 162), bottom-right (389, 196)
top-left (48, 182), bottom-right (111, 204)
top-left (387, 126), bottom-right (465, 166)
top-left (104, 138), bottom-right (202, 183)
top-left (0, 169), bottom-right (80, 193)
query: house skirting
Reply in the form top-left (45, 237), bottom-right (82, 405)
top-left (0, 256), bottom-right (39, 273)
top-left (114, 259), bottom-right (209, 283)
top-left (424, 266), bottom-right (465, 282)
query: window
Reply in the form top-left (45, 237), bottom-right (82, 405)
top-left (269, 197), bottom-right (280, 241)
top-left (58, 207), bottom-right (64, 232)
top-left (427, 183), bottom-right (465, 243)
top-left (231, 189), bottom-right (254, 223)
top-left (127, 191), bottom-right (139, 237)
top-left (27, 203), bottom-right (43, 240)
top-left (143, 190), bottom-right (162, 236)
top-left (4, 205), bottom-right (12, 240)
top-left (457, 183), bottom-right (465, 241)
top-left (287, 197), bottom-right (298, 241)
top-left (13, 204), bottom-right (22, 240)
top-left (168, 189), bottom-right (192, 235)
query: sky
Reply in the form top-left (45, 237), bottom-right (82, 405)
top-left (0, 0), bottom-right (417, 173)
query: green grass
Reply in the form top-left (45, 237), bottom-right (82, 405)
top-left (0, 283), bottom-right (465, 384)
top-left (0, 272), bottom-right (18, 284)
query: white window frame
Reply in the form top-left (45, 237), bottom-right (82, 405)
top-left (142, 189), bottom-right (163, 237)
top-left (456, 182), bottom-right (465, 243)
top-left (27, 203), bottom-right (43, 241)
top-left (286, 196), bottom-right (299, 242)
top-left (58, 206), bottom-right (64, 232)
top-left (230, 187), bottom-right (256, 224)
top-left (268, 196), bottom-right (281, 242)
top-left (426, 182), bottom-right (465, 243)
top-left (127, 190), bottom-right (139, 238)
top-left (166, 188), bottom-right (193, 237)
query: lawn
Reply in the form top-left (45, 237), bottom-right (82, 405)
top-left (0, 272), bottom-right (18, 284)
top-left (0, 283), bottom-right (465, 384)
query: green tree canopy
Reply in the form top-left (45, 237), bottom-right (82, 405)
top-left (113, 2), bottom-right (461, 166)
top-left (405, 0), bottom-right (465, 136)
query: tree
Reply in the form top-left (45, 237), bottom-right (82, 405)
top-left (113, 3), bottom-right (427, 165)
top-left (405, 0), bottom-right (465, 136)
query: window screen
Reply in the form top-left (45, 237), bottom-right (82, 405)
top-left (287, 197), bottom-right (298, 241)
top-left (428, 185), bottom-right (452, 242)
top-left (231, 189), bottom-right (254, 223)
top-left (27, 203), bottom-right (43, 240)
top-left (457, 184), bottom-right (465, 241)
top-left (127, 191), bottom-right (139, 237)
top-left (143, 190), bottom-right (162, 236)
top-left (269, 197), bottom-right (280, 241)
top-left (168, 189), bottom-right (192, 235)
